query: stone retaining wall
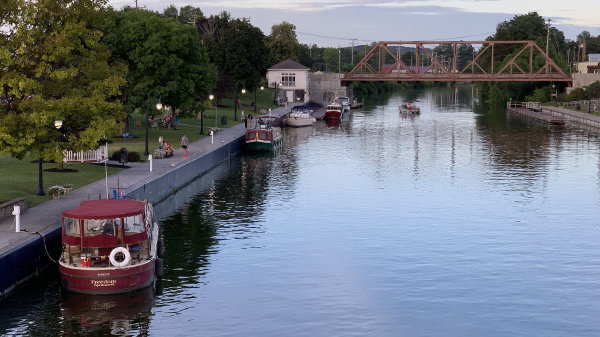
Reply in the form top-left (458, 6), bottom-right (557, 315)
top-left (0, 198), bottom-right (27, 220)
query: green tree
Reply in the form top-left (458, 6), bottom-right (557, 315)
top-left (266, 21), bottom-right (300, 66)
top-left (323, 48), bottom-right (339, 72)
top-left (163, 5), bottom-right (203, 25)
top-left (299, 44), bottom-right (314, 69)
top-left (103, 9), bottom-right (217, 119)
top-left (163, 5), bottom-right (178, 19)
top-left (0, 0), bottom-right (126, 164)
top-left (213, 18), bottom-right (268, 92)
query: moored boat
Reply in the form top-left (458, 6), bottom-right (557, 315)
top-left (59, 199), bottom-right (163, 294)
top-left (336, 96), bottom-right (351, 113)
top-left (245, 115), bottom-right (283, 151)
top-left (399, 102), bottom-right (421, 114)
top-left (285, 105), bottom-right (316, 127)
top-left (325, 102), bottom-right (343, 120)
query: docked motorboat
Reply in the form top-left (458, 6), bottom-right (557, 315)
top-left (59, 199), bottom-right (163, 294)
top-left (245, 115), bottom-right (283, 151)
top-left (399, 102), bottom-right (421, 114)
top-left (336, 96), bottom-right (351, 113)
top-left (325, 102), bottom-right (343, 120)
top-left (285, 106), bottom-right (316, 127)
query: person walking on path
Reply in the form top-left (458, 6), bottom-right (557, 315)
top-left (181, 134), bottom-right (189, 158)
top-left (243, 111), bottom-right (248, 128)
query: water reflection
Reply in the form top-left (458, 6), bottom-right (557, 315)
top-left (4, 86), bottom-right (600, 337)
top-left (60, 287), bottom-right (154, 336)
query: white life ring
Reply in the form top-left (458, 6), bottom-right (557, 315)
top-left (109, 247), bottom-right (131, 268)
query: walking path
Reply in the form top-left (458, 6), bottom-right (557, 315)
top-left (0, 106), bottom-right (291, 259)
top-left (541, 106), bottom-right (600, 128)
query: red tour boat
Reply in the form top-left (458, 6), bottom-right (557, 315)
top-left (59, 199), bottom-right (163, 294)
top-left (325, 102), bottom-right (343, 120)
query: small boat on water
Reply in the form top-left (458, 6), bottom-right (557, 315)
top-left (245, 115), bottom-right (283, 152)
top-left (325, 102), bottom-right (343, 120)
top-left (399, 102), bottom-right (421, 114)
top-left (59, 199), bottom-right (163, 294)
top-left (285, 105), bottom-right (316, 127)
top-left (336, 96), bottom-right (351, 113)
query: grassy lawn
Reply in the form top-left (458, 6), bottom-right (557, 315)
top-left (107, 88), bottom-right (276, 155)
top-left (0, 153), bottom-right (124, 207)
top-left (0, 88), bottom-right (277, 207)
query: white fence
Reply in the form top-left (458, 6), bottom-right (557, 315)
top-left (506, 101), bottom-right (541, 110)
top-left (63, 144), bottom-right (109, 163)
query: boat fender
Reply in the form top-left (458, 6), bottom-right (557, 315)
top-left (109, 247), bottom-right (131, 268)
top-left (155, 258), bottom-right (164, 278)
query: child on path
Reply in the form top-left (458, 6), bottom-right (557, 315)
top-left (181, 134), bottom-right (189, 158)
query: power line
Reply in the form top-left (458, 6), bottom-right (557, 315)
top-left (297, 31), bottom-right (372, 43)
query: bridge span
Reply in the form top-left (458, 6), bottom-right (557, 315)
top-left (342, 40), bottom-right (572, 85)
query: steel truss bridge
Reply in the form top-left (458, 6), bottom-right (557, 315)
top-left (341, 41), bottom-right (572, 85)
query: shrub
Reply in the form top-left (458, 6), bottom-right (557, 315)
top-left (565, 88), bottom-right (586, 101)
top-left (128, 151), bottom-right (141, 162)
top-left (111, 151), bottom-right (121, 161)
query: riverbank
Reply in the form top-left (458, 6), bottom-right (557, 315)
top-left (0, 106), bottom-right (291, 299)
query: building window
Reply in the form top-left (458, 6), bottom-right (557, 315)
top-left (282, 73), bottom-right (295, 87)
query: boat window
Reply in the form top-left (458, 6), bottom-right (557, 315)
top-left (64, 217), bottom-right (80, 236)
top-left (124, 214), bottom-right (144, 234)
top-left (84, 219), bottom-right (116, 237)
top-left (259, 132), bottom-right (268, 140)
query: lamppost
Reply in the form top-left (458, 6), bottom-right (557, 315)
top-left (234, 82), bottom-right (246, 122)
top-left (37, 120), bottom-right (63, 196)
top-left (274, 80), bottom-right (282, 106)
top-left (144, 90), bottom-right (162, 156)
top-left (209, 94), bottom-right (217, 128)
top-left (255, 86), bottom-right (264, 114)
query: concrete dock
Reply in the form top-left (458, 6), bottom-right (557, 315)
top-left (0, 106), bottom-right (292, 299)
top-left (507, 107), bottom-right (565, 125)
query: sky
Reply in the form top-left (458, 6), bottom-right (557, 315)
top-left (109, 0), bottom-right (600, 47)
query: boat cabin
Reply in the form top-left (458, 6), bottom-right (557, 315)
top-left (61, 199), bottom-right (152, 268)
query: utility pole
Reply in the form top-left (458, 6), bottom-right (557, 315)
top-left (351, 38), bottom-right (357, 66)
top-left (338, 47), bottom-right (341, 74)
top-left (546, 18), bottom-right (552, 73)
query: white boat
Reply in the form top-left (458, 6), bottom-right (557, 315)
top-left (336, 96), bottom-right (351, 113)
top-left (285, 106), bottom-right (316, 127)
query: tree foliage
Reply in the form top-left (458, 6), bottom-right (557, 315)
top-left (0, 0), bottom-right (126, 162)
top-left (102, 9), bottom-right (216, 118)
top-left (213, 18), bottom-right (268, 92)
top-left (163, 5), bottom-right (203, 25)
top-left (266, 21), bottom-right (300, 66)
top-left (323, 48), bottom-right (339, 72)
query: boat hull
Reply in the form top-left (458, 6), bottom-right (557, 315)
top-left (59, 260), bottom-right (155, 295)
top-left (285, 117), bottom-right (314, 127)
top-left (325, 110), bottom-right (342, 120)
top-left (245, 138), bottom-right (282, 152)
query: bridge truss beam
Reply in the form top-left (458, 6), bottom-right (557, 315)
top-left (342, 41), bottom-right (572, 85)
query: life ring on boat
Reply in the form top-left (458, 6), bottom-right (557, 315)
top-left (109, 247), bottom-right (131, 268)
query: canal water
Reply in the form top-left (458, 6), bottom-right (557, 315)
top-left (2, 86), bottom-right (600, 336)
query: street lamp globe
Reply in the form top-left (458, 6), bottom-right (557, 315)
top-left (209, 94), bottom-right (214, 100)
top-left (54, 120), bottom-right (63, 129)
top-left (156, 101), bottom-right (162, 110)
top-left (242, 88), bottom-right (246, 94)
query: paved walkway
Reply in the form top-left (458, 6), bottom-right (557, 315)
top-left (541, 105), bottom-right (600, 128)
top-left (0, 106), bottom-right (292, 257)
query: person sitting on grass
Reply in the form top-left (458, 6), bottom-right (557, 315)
top-left (164, 142), bottom-right (174, 157)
